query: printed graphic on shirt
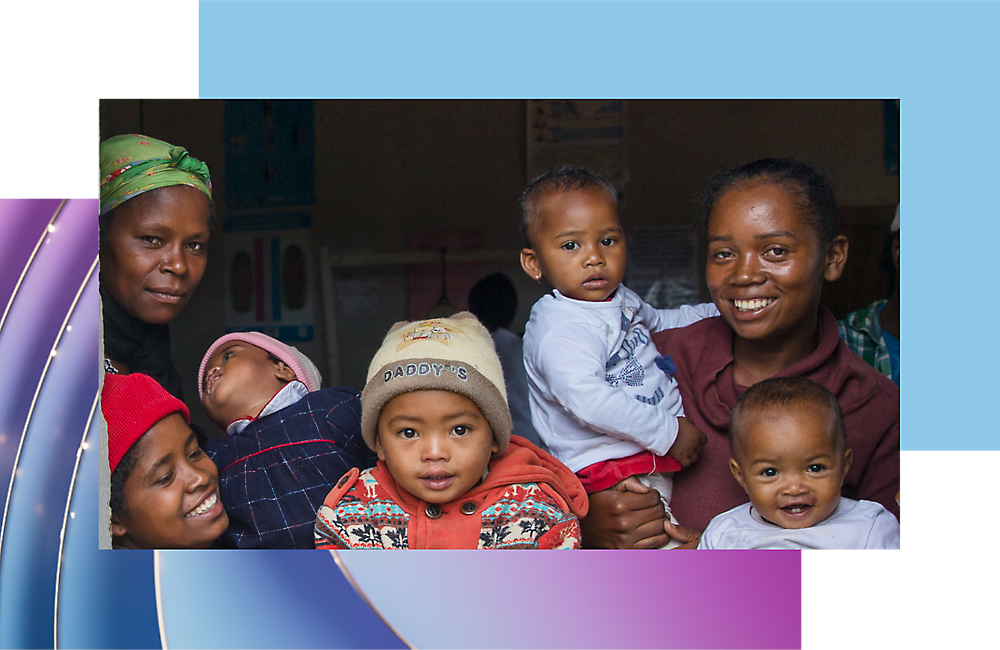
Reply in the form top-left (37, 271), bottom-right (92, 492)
top-left (654, 354), bottom-right (676, 376)
top-left (597, 307), bottom-right (679, 407)
top-left (634, 386), bottom-right (665, 405)
top-left (315, 469), bottom-right (581, 549)
top-left (605, 312), bottom-right (649, 369)
top-left (315, 471), bottom-right (410, 550)
top-left (477, 483), bottom-right (579, 549)
top-left (606, 358), bottom-right (644, 388)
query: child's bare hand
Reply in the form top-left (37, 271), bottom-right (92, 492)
top-left (612, 475), bottom-right (651, 494)
top-left (667, 417), bottom-right (707, 468)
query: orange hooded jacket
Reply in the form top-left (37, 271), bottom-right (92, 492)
top-left (315, 436), bottom-right (589, 549)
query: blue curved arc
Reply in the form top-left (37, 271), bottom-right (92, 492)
top-left (0, 199), bottom-right (161, 650)
top-left (57, 420), bottom-right (161, 650)
top-left (156, 550), bottom-right (407, 649)
top-left (0, 256), bottom-right (97, 562)
top-left (0, 266), bottom-right (98, 649)
top-left (53, 390), bottom-right (99, 649)
top-left (0, 199), bottom-right (98, 556)
top-left (331, 551), bottom-right (415, 650)
top-left (0, 199), bottom-right (63, 337)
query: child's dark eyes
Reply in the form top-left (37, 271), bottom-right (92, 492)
top-left (807, 464), bottom-right (826, 473)
top-left (760, 468), bottom-right (778, 477)
top-left (560, 242), bottom-right (579, 251)
top-left (187, 241), bottom-right (208, 254)
top-left (397, 428), bottom-right (418, 440)
top-left (600, 237), bottom-right (617, 246)
top-left (451, 425), bottom-right (470, 437)
top-left (188, 448), bottom-right (205, 461)
top-left (765, 246), bottom-right (789, 259)
top-left (711, 250), bottom-right (735, 261)
top-left (155, 471), bottom-right (174, 487)
top-left (140, 235), bottom-right (163, 246)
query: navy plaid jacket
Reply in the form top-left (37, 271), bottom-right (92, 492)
top-left (205, 386), bottom-right (377, 549)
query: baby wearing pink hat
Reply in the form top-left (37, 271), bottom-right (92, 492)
top-left (197, 332), bottom-right (376, 548)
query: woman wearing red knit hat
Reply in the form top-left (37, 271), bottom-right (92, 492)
top-left (103, 372), bottom-right (228, 549)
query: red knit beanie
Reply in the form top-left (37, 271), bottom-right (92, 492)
top-left (102, 373), bottom-right (190, 474)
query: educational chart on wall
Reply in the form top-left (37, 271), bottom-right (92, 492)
top-left (222, 213), bottom-right (317, 342)
top-left (223, 100), bottom-right (317, 342)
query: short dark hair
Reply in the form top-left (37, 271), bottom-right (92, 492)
top-left (519, 164), bottom-right (619, 245)
top-left (266, 351), bottom-right (296, 387)
top-left (468, 272), bottom-right (518, 332)
top-left (701, 158), bottom-right (838, 248)
top-left (110, 433), bottom-right (147, 523)
top-left (729, 376), bottom-right (846, 460)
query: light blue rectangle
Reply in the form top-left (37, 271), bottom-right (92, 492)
top-left (200, 1), bottom-right (1000, 450)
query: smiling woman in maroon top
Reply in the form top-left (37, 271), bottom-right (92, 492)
top-left (100, 134), bottom-right (213, 400)
top-left (580, 159), bottom-right (900, 548)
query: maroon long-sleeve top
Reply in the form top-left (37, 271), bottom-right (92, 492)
top-left (652, 308), bottom-right (900, 530)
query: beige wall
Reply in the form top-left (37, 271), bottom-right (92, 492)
top-left (100, 100), bottom-right (899, 431)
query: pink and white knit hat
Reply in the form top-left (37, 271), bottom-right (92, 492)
top-left (197, 332), bottom-right (322, 401)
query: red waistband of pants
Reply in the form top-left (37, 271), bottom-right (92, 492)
top-left (575, 450), bottom-right (683, 494)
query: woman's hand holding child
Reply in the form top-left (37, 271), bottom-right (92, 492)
top-left (663, 520), bottom-right (702, 549)
top-left (580, 477), bottom-right (669, 549)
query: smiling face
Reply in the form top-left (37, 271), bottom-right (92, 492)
top-left (520, 188), bottom-right (627, 302)
top-left (111, 413), bottom-right (228, 549)
top-left (101, 184), bottom-right (212, 324)
top-left (729, 406), bottom-right (852, 530)
top-left (706, 181), bottom-right (847, 346)
top-left (201, 342), bottom-right (296, 428)
top-left (375, 390), bottom-right (499, 504)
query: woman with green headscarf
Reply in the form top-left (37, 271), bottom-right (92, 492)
top-left (100, 134), bottom-right (213, 400)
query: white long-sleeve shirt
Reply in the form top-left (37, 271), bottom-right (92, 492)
top-left (523, 286), bottom-right (718, 473)
top-left (698, 498), bottom-right (901, 550)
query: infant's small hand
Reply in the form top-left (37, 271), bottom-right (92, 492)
top-left (612, 476), bottom-right (651, 494)
top-left (668, 417), bottom-right (707, 468)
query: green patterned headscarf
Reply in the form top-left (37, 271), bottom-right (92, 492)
top-left (100, 134), bottom-right (212, 216)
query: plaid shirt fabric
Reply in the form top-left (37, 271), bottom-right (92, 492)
top-left (205, 386), bottom-right (377, 549)
top-left (837, 300), bottom-right (892, 381)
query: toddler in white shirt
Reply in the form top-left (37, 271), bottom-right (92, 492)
top-left (519, 165), bottom-right (716, 543)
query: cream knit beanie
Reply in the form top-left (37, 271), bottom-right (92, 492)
top-left (361, 312), bottom-right (512, 453)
